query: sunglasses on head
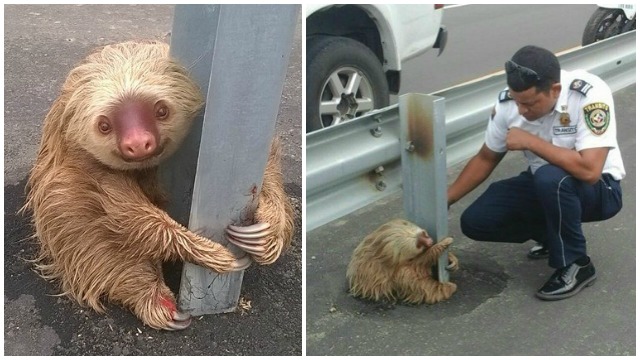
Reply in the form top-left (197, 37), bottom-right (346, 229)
top-left (505, 60), bottom-right (540, 83)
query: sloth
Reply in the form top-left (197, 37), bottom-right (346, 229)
top-left (347, 219), bottom-right (458, 304)
top-left (22, 40), bottom-right (294, 330)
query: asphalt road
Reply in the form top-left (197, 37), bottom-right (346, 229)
top-left (4, 5), bottom-right (302, 356)
top-left (306, 4), bottom-right (636, 356)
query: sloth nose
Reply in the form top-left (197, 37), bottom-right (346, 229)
top-left (416, 231), bottom-right (433, 249)
top-left (120, 131), bottom-right (157, 160)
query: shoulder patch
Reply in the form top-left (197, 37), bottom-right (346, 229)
top-left (570, 79), bottom-right (593, 96)
top-left (583, 102), bottom-right (610, 135)
top-left (498, 89), bottom-right (513, 102)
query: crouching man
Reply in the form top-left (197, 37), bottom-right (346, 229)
top-left (447, 45), bottom-right (624, 300)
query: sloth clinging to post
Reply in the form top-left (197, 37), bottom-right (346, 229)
top-left (23, 41), bottom-right (295, 331)
top-left (347, 219), bottom-right (458, 305)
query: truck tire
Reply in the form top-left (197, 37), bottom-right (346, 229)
top-left (582, 7), bottom-right (627, 46)
top-left (306, 35), bottom-right (389, 132)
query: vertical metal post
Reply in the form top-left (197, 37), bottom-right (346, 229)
top-left (399, 93), bottom-right (449, 283)
top-left (160, 5), bottom-right (220, 227)
top-left (160, 4), bottom-right (298, 315)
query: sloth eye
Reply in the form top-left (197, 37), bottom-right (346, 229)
top-left (155, 102), bottom-right (169, 120)
top-left (98, 117), bottom-right (112, 134)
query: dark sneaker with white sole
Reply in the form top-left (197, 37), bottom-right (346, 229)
top-left (536, 258), bottom-right (596, 301)
top-left (528, 243), bottom-right (549, 259)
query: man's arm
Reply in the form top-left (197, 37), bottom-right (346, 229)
top-left (447, 143), bottom-right (506, 207)
top-left (506, 127), bottom-right (609, 184)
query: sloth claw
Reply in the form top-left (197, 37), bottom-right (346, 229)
top-left (232, 254), bottom-right (252, 270)
top-left (227, 236), bottom-right (267, 256)
top-left (172, 311), bottom-right (191, 322)
top-left (226, 222), bottom-right (272, 260)
top-left (226, 234), bottom-right (268, 245)
top-left (167, 319), bottom-right (191, 331)
top-left (164, 311), bottom-right (191, 331)
top-left (226, 223), bottom-right (272, 240)
top-left (227, 222), bottom-right (270, 234)
top-left (226, 228), bottom-right (271, 240)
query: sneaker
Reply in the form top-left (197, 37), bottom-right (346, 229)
top-left (535, 258), bottom-right (597, 301)
top-left (527, 243), bottom-right (549, 259)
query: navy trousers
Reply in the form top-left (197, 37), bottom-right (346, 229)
top-left (460, 164), bottom-right (622, 269)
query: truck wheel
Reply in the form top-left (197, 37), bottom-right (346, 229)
top-left (306, 36), bottom-right (389, 132)
top-left (582, 7), bottom-right (627, 46)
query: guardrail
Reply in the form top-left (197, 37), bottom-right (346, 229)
top-left (306, 31), bottom-right (636, 232)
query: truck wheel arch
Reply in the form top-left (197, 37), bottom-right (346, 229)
top-left (306, 4), bottom-right (401, 93)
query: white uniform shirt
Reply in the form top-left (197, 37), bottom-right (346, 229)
top-left (485, 69), bottom-right (625, 180)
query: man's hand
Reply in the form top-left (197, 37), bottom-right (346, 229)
top-left (506, 127), bottom-right (536, 151)
top-left (506, 127), bottom-right (609, 185)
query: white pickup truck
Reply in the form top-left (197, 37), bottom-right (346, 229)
top-left (306, 4), bottom-right (447, 132)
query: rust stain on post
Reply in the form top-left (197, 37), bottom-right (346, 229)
top-left (407, 96), bottom-right (434, 159)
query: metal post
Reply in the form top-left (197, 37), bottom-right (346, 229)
top-left (160, 4), bottom-right (298, 315)
top-left (399, 93), bottom-right (449, 283)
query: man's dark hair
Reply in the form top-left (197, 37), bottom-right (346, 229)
top-left (506, 45), bottom-right (560, 93)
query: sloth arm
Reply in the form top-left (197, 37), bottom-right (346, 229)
top-left (423, 237), bottom-right (453, 268)
top-left (224, 138), bottom-right (295, 264)
top-left (97, 174), bottom-right (251, 273)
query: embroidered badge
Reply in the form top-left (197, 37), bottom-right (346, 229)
top-left (583, 102), bottom-right (610, 135)
top-left (570, 79), bottom-right (593, 96)
top-left (498, 89), bottom-right (513, 102)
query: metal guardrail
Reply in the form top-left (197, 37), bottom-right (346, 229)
top-left (306, 31), bottom-right (636, 232)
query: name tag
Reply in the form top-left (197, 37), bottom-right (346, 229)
top-left (553, 126), bottom-right (577, 135)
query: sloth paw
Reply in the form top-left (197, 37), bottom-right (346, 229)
top-left (158, 296), bottom-right (191, 331)
top-left (167, 310), bottom-right (192, 331)
top-left (443, 282), bottom-right (457, 297)
top-left (446, 252), bottom-right (459, 271)
top-left (226, 222), bottom-right (272, 257)
top-left (438, 237), bottom-right (454, 247)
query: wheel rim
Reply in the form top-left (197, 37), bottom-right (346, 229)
top-left (318, 66), bottom-right (375, 129)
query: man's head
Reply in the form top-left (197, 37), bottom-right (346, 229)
top-left (505, 45), bottom-right (562, 121)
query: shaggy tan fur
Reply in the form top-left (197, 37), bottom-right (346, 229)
top-left (22, 41), bottom-right (294, 330)
top-left (347, 219), bottom-right (458, 304)
top-left (251, 138), bottom-right (295, 265)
